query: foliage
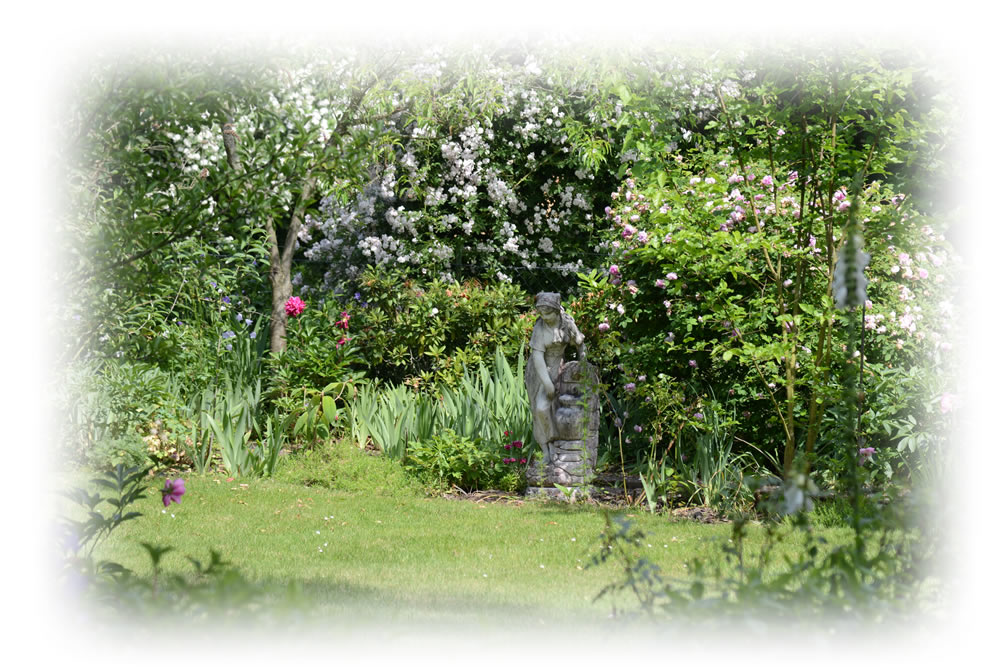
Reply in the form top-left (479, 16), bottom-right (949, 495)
top-left (403, 429), bottom-right (503, 491)
top-left (59, 464), bottom-right (264, 618)
top-left (266, 298), bottom-right (366, 400)
top-left (344, 266), bottom-right (533, 389)
top-left (344, 345), bottom-right (532, 459)
top-left (588, 478), bottom-right (938, 625)
top-left (273, 437), bottom-right (424, 496)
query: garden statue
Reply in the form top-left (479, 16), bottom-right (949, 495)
top-left (524, 292), bottom-right (600, 499)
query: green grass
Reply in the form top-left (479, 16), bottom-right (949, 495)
top-left (63, 441), bottom-right (856, 626)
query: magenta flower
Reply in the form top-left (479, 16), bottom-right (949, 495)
top-left (655, 279), bottom-right (666, 288)
top-left (162, 478), bottom-right (186, 507)
top-left (609, 264), bottom-right (620, 277)
top-left (688, 360), bottom-right (697, 368)
top-left (284, 296), bottom-right (306, 317)
top-left (858, 447), bottom-right (876, 465)
top-left (519, 458), bottom-right (527, 464)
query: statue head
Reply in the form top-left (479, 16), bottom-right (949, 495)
top-left (534, 292), bottom-right (562, 326)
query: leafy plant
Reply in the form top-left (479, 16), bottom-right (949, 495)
top-left (403, 429), bottom-right (503, 491)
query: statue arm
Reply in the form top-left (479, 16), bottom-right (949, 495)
top-left (531, 347), bottom-right (555, 397)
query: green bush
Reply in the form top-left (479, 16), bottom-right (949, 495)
top-left (275, 438), bottom-right (423, 497)
top-left (86, 433), bottom-right (152, 470)
top-left (574, 153), bottom-right (956, 483)
top-left (347, 266), bottom-right (533, 389)
top-left (403, 429), bottom-right (517, 492)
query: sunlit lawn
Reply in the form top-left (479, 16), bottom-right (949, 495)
top-left (80, 469), bottom-right (852, 625)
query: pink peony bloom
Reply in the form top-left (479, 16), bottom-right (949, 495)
top-left (162, 478), bottom-right (186, 507)
top-left (284, 296), bottom-right (306, 317)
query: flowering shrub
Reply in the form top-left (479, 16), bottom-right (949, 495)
top-left (575, 153), bottom-right (957, 482)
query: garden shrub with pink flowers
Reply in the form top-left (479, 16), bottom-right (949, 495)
top-left (574, 155), bottom-right (956, 494)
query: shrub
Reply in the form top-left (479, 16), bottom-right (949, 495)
top-left (344, 266), bottom-right (534, 389)
top-left (403, 429), bottom-right (515, 492)
top-left (574, 154), bottom-right (956, 483)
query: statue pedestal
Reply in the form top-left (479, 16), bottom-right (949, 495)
top-left (528, 361), bottom-right (599, 501)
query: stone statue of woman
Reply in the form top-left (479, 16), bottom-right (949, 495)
top-left (524, 292), bottom-right (586, 463)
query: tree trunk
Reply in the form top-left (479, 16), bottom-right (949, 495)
top-left (266, 176), bottom-right (316, 355)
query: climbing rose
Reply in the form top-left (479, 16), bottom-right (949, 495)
top-left (162, 478), bottom-right (185, 507)
top-left (284, 296), bottom-right (306, 317)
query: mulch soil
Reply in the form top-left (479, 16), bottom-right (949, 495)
top-left (440, 471), bottom-right (728, 523)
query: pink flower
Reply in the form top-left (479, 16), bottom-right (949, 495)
top-left (655, 279), bottom-right (666, 288)
top-left (939, 393), bottom-right (956, 414)
top-left (761, 175), bottom-right (774, 186)
top-left (666, 272), bottom-right (678, 280)
top-left (858, 447), bottom-right (875, 465)
top-left (519, 458), bottom-right (527, 464)
top-left (598, 322), bottom-right (610, 332)
top-left (284, 296), bottom-right (306, 317)
top-left (162, 478), bottom-right (186, 507)
top-left (609, 264), bottom-right (620, 277)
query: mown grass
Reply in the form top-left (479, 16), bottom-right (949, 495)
top-left (63, 440), bottom-right (856, 626)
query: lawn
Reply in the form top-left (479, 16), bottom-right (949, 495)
top-left (64, 443), bottom-right (855, 627)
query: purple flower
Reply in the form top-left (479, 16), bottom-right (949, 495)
top-left (688, 360), bottom-right (697, 368)
top-left (162, 478), bottom-right (185, 507)
top-left (858, 447), bottom-right (875, 465)
top-left (598, 322), bottom-right (610, 332)
top-left (666, 272), bottom-right (678, 281)
top-left (625, 383), bottom-right (636, 392)
top-left (634, 425), bottom-right (642, 433)
top-left (222, 296), bottom-right (231, 304)
top-left (693, 412), bottom-right (704, 420)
